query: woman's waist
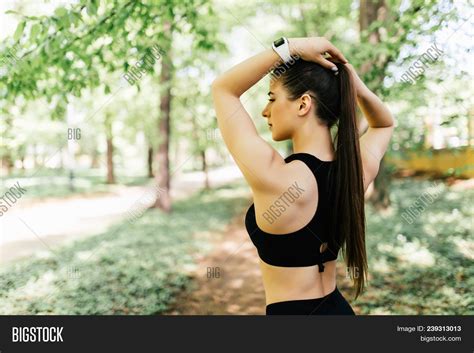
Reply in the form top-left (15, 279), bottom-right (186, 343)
top-left (259, 260), bottom-right (337, 305)
top-left (266, 284), bottom-right (339, 308)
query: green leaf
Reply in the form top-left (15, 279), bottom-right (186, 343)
top-left (30, 23), bottom-right (40, 41)
top-left (5, 10), bottom-right (20, 15)
top-left (69, 12), bottom-right (81, 25)
top-left (59, 14), bottom-right (70, 28)
top-left (87, 0), bottom-right (98, 16)
top-left (13, 21), bottom-right (25, 41)
top-left (54, 7), bottom-right (67, 18)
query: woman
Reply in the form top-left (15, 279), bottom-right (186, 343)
top-left (211, 36), bottom-right (394, 315)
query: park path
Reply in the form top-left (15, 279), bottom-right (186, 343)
top-left (165, 209), bottom-right (267, 315)
top-left (0, 165), bottom-right (242, 264)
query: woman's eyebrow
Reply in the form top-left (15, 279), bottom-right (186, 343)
top-left (267, 91), bottom-right (274, 96)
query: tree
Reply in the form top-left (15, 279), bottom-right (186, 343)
top-left (1, 0), bottom-right (222, 212)
top-left (355, 0), bottom-right (457, 207)
top-left (359, 0), bottom-right (391, 208)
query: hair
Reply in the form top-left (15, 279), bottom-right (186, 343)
top-left (271, 59), bottom-right (368, 299)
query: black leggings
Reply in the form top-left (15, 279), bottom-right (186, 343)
top-left (266, 286), bottom-right (355, 315)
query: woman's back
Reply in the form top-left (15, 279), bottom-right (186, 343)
top-left (245, 152), bottom-right (339, 305)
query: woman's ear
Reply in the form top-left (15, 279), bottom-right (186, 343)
top-left (297, 93), bottom-right (312, 116)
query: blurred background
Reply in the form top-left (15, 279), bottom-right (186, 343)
top-left (0, 0), bottom-right (472, 315)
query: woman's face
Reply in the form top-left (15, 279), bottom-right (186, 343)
top-left (261, 79), bottom-right (305, 141)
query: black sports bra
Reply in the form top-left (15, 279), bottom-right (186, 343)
top-left (244, 152), bottom-right (340, 272)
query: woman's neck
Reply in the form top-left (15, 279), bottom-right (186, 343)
top-left (292, 122), bottom-right (335, 161)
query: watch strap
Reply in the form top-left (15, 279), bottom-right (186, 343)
top-left (272, 37), bottom-right (292, 63)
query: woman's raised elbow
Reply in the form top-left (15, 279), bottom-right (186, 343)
top-left (211, 77), bottom-right (225, 92)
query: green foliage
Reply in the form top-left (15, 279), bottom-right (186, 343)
top-left (2, 0), bottom-right (469, 172)
top-left (13, 20), bottom-right (25, 41)
top-left (242, 0), bottom-right (467, 155)
top-left (0, 0), bottom-right (226, 177)
top-left (1, 0), bottom-right (222, 109)
top-left (355, 178), bottom-right (474, 314)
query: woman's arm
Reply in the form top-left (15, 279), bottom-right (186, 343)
top-left (212, 37), bottom-right (347, 97)
top-left (346, 63), bottom-right (394, 128)
top-left (211, 37), bottom-right (347, 193)
top-left (211, 48), bottom-right (287, 193)
top-left (211, 48), bottom-right (284, 97)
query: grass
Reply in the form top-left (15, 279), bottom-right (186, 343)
top-left (0, 180), bottom-right (250, 314)
top-left (354, 178), bottom-right (473, 315)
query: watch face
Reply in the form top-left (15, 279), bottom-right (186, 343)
top-left (274, 37), bottom-right (285, 47)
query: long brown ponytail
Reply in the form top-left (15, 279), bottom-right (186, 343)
top-left (331, 62), bottom-right (367, 300)
top-left (272, 60), bottom-right (368, 299)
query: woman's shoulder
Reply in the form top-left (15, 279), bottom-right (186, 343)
top-left (252, 160), bottom-right (319, 210)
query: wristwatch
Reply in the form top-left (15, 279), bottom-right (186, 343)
top-left (272, 37), bottom-right (292, 64)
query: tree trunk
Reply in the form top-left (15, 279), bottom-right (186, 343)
top-left (106, 137), bottom-right (115, 184)
top-left (359, 0), bottom-right (391, 208)
top-left (147, 144), bottom-right (154, 178)
top-left (359, 0), bottom-right (385, 40)
top-left (2, 155), bottom-right (13, 175)
top-left (2, 116), bottom-right (14, 175)
top-left (201, 149), bottom-right (210, 189)
top-left (189, 101), bottom-right (210, 190)
top-left (153, 20), bottom-right (173, 213)
top-left (104, 113), bottom-right (115, 184)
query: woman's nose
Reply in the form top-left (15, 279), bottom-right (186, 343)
top-left (261, 106), bottom-right (269, 118)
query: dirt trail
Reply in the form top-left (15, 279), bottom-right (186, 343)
top-left (1, 165), bottom-right (243, 264)
top-left (166, 210), bottom-right (267, 315)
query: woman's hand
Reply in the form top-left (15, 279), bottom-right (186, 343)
top-left (288, 37), bottom-right (348, 70)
